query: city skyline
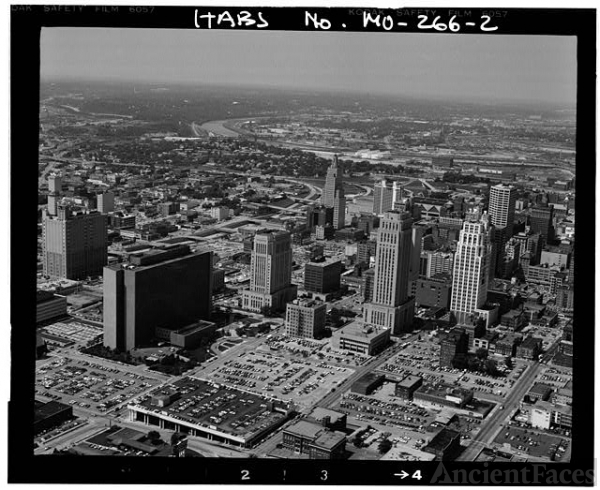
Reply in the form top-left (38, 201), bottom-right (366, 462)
top-left (40, 28), bottom-right (577, 106)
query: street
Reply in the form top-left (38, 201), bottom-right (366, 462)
top-left (456, 361), bottom-right (544, 461)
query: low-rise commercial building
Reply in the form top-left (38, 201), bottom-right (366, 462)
top-left (36, 290), bottom-right (68, 324)
top-left (282, 420), bottom-right (346, 459)
top-left (394, 375), bottom-right (423, 401)
top-left (332, 322), bottom-right (390, 356)
top-left (414, 382), bottom-right (473, 409)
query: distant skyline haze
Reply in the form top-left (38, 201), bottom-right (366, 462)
top-left (41, 28), bottom-right (577, 106)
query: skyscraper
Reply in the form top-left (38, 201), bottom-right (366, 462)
top-left (242, 230), bottom-right (297, 312)
top-left (47, 173), bottom-right (62, 216)
top-left (529, 204), bottom-right (554, 245)
top-left (363, 211), bottom-right (415, 335)
top-left (285, 299), bottom-right (327, 339)
top-left (450, 217), bottom-right (492, 324)
top-left (373, 179), bottom-right (405, 216)
top-left (322, 156), bottom-right (346, 229)
top-left (97, 191), bottom-right (115, 214)
top-left (43, 205), bottom-right (108, 280)
top-left (103, 245), bottom-right (213, 351)
top-left (489, 184), bottom-right (517, 236)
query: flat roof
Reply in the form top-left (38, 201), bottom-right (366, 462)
top-left (309, 407), bottom-right (346, 424)
top-left (397, 375), bottom-right (422, 389)
top-left (424, 428), bottom-right (460, 451)
top-left (416, 382), bottom-right (472, 400)
top-left (285, 420), bottom-right (345, 449)
top-left (336, 321), bottom-right (389, 341)
top-left (34, 400), bottom-right (71, 423)
top-left (134, 377), bottom-right (290, 442)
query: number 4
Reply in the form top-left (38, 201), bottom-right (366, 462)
top-left (412, 470), bottom-right (422, 480)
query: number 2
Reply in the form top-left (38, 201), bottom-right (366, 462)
top-left (241, 469), bottom-right (250, 481)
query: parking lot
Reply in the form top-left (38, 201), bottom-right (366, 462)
top-left (35, 356), bottom-right (162, 413)
top-left (377, 341), bottom-right (529, 403)
top-left (337, 388), bottom-right (433, 432)
top-left (348, 425), bottom-right (435, 461)
top-left (536, 366), bottom-right (573, 390)
top-left (266, 335), bottom-right (371, 367)
top-left (493, 425), bottom-right (569, 460)
top-left (133, 377), bottom-right (289, 444)
top-left (200, 350), bottom-right (354, 410)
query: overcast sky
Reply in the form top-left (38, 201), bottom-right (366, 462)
top-left (41, 28), bottom-right (577, 105)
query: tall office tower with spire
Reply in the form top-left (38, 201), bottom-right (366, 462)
top-left (43, 204), bottom-right (108, 280)
top-left (47, 173), bottom-right (62, 216)
top-left (242, 230), bottom-right (297, 313)
top-left (363, 211), bottom-right (415, 335)
top-left (322, 155), bottom-right (346, 229)
top-left (450, 216), bottom-right (493, 324)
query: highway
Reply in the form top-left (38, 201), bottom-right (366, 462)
top-left (456, 361), bottom-right (544, 461)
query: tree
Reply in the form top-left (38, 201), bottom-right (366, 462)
top-left (475, 348), bottom-right (489, 360)
top-left (260, 305), bottom-right (273, 317)
top-left (148, 430), bottom-right (161, 442)
top-left (378, 439), bottom-right (393, 454)
top-left (505, 356), bottom-right (513, 369)
top-left (484, 359), bottom-right (499, 376)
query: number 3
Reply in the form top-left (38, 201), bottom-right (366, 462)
top-left (321, 470), bottom-right (328, 481)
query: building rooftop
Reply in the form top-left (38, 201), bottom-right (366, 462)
top-left (416, 382), bottom-right (472, 401)
top-left (309, 407), bottom-right (346, 425)
top-left (285, 420), bottom-right (345, 449)
top-left (423, 428), bottom-right (460, 452)
top-left (529, 383), bottom-right (553, 397)
top-left (173, 320), bottom-right (216, 336)
top-left (521, 336), bottom-right (543, 348)
top-left (397, 375), bottom-right (422, 390)
top-left (34, 400), bottom-right (71, 424)
top-left (335, 321), bottom-right (389, 341)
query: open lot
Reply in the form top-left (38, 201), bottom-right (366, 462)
top-left (493, 425), bottom-right (568, 460)
top-left (200, 350), bottom-right (354, 410)
top-left (35, 356), bottom-right (162, 413)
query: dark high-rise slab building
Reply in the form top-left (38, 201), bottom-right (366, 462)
top-left (103, 245), bottom-right (212, 352)
top-left (43, 205), bottom-right (108, 280)
top-left (529, 205), bottom-right (554, 244)
top-left (306, 205), bottom-right (333, 231)
top-left (439, 327), bottom-right (469, 368)
top-left (304, 259), bottom-right (343, 294)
